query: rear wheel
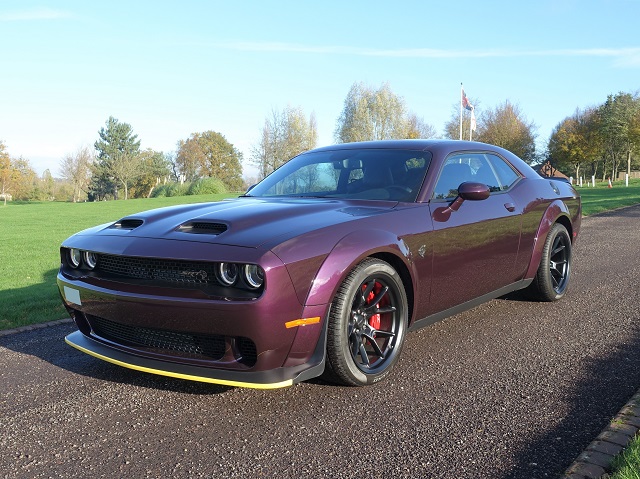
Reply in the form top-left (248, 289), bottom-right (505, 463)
top-left (324, 258), bottom-right (408, 386)
top-left (528, 223), bottom-right (572, 301)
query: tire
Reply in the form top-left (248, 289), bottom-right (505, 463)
top-left (528, 223), bottom-right (572, 302)
top-left (324, 258), bottom-right (408, 386)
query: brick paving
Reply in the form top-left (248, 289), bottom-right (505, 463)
top-left (561, 389), bottom-right (640, 478)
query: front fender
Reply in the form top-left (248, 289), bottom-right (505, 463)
top-left (304, 229), bottom-right (413, 307)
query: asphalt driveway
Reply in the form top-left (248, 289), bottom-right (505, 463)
top-left (2, 204), bottom-right (639, 478)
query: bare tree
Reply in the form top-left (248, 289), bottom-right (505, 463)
top-left (59, 146), bottom-right (94, 202)
top-left (251, 106), bottom-right (318, 180)
top-left (335, 82), bottom-right (409, 143)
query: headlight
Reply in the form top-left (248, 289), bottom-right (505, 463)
top-left (69, 249), bottom-right (82, 268)
top-left (216, 263), bottom-right (239, 286)
top-left (83, 251), bottom-right (98, 269)
top-left (243, 265), bottom-right (265, 289)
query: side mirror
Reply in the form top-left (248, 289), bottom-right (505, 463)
top-left (458, 182), bottom-right (490, 201)
top-left (447, 182), bottom-right (490, 212)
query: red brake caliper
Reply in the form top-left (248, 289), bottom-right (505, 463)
top-left (366, 282), bottom-right (382, 331)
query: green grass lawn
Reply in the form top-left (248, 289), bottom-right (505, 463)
top-left (0, 193), bottom-right (235, 330)
top-left (1, 178), bottom-right (639, 331)
top-left (577, 178), bottom-right (640, 216)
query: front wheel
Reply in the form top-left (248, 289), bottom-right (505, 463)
top-left (324, 258), bottom-right (408, 386)
top-left (527, 223), bottom-right (572, 301)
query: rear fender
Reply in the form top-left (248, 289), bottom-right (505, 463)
top-left (524, 200), bottom-right (571, 279)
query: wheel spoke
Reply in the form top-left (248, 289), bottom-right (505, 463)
top-left (363, 334), bottom-right (385, 358)
top-left (358, 343), bottom-right (370, 366)
top-left (358, 280), bottom-right (376, 309)
top-left (366, 285), bottom-right (389, 310)
top-left (373, 330), bottom-right (395, 339)
top-left (375, 305), bottom-right (397, 315)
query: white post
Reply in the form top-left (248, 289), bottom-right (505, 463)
top-left (626, 173), bottom-right (629, 187)
top-left (570, 176), bottom-right (574, 185)
top-left (592, 175), bottom-right (595, 187)
top-left (579, 177), bottom-right (583, 187)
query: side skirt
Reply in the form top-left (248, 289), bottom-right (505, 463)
top-left (408, 280), bottom-right (533, 332)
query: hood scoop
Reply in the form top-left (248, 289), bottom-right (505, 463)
top-left (109, 218), bottom-right (144, 230)
top-left (177, 221), bottom-right (228, 235)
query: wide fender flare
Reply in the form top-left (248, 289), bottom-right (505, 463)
top-left (524, 200), bottom-right (572, 279)
top-left (304, 228), bottom-right (414, 308)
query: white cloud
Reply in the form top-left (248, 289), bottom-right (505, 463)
top-left (219, 42), bottom-right (640, 67)
top-left (0, 7), bottom-right (72, 21)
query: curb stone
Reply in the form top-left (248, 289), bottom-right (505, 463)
top-left (561, 390), bottom-right (640, 478)
top-left (0, 318), bottom-right (73, 337)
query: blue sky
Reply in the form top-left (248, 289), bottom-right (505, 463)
top-left (1, 1), bottom-right (639, 179)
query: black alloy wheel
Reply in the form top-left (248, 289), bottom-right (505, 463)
top-left (529, 223), bottom-right (572, 301)
top-left (324, 258), bottom-right (408, 386)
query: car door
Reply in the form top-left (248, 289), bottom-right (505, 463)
top-left (427, 152), bottom-right (523, 315)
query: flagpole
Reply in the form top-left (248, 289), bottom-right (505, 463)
top-left (469, 107), bottom-right (473, 141)
top-left (459, 83), bottom-right (463, 141)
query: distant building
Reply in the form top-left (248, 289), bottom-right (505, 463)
top-left (0, 193), bottom-right (12, 202)
top-left (534, 161), bottom-right (569, 180)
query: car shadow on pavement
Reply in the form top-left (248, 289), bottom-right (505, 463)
top-left (1, 323), bottom-right (234, 396)
top-left (496, 322), bottom-right (640, 478)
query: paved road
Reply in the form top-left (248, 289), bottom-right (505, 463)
top-left (2, 205), bottom-right (640, 479)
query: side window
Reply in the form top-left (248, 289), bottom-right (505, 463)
top-left (433, 152), bottom-right (521, 200)
top-left (432, 154), bottom-right (476, 199)
top-left (488, 155), bottom-right (520, 190)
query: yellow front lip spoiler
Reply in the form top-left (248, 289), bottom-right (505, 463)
top-left (65, 334), bottom-right (293, 390)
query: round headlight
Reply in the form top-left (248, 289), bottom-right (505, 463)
top-left (243, 264), bottom-right (265, 289)
top-left (83, 251), bottom-right (97, 270)
top-left (69, 249), bottom-right (82, 268)
top-left (216, 263), bottom-right (239, 286)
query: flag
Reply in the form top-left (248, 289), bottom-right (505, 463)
top-left (461, 88), bottom-right (473, 111)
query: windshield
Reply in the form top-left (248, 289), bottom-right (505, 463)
top-left (247, 148), bottom-right (431, 202)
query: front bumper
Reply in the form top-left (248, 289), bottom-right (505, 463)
top-left (65, 330), bottom-right (324, 389)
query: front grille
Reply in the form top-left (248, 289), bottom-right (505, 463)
top-left (237, 337), bottom-right (257, 365)
top-left (87, 315), bottom-right (257, 366)
top-left (96, 254), bottom-right (218, 286)
top-left (89, 315), bottom-right (226, 360)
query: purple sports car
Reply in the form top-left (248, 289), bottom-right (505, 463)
top-left (58, 140), bottom-right (581, 388)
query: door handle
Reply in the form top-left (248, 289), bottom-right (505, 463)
top-left (504, 203), bottom-right (516, 212)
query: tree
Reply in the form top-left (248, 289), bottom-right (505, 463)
top-left (335, 82), bottom-right (408, 143)
top-left (130, 149), bottom-right (172, 198)
top-left (91, 116), bottom-right (142, 200)
top-left (548, 107), bottom-right (602, 180)
top-left (405, 112), bottom-right (438, 139)
top-left (335, 82), bottom-right (436, 143)
top-left (176, 131), bottom-right (243, 190)
top-left (598, 92), bottom-right (640, 180)
top-left (9, 157), bottom-right (38, 201)
top-left (251, 106), bottom-right (318, 180)
top-left (60, 145), bottom-right (93, 202)
top-left (475, 100), bottom-right (537, 163)
top-left (0, 141), bottom-right (12, 205)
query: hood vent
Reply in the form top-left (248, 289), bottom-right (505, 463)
top-left (110, 218), bottom-right (144, 230)
top-left (178, 221), bottom-right (228, 235)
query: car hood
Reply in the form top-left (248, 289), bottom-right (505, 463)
top-left (79, 197), bottom-right (398, 248)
